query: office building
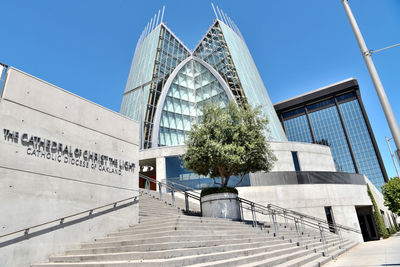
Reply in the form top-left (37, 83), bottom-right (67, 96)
top-left (274, 79), bottom-right (388, 191)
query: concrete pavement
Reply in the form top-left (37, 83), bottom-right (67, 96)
top-left (324, 232), bottom-right (400, 267)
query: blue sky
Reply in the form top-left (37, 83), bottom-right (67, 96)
top-left (1, 0), bottom-right (400, 178)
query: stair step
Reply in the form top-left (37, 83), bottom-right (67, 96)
top-left (82, 234), bottom-right (280, 248)
top-left (302, 241), bottom-right (358, 267)
top-left (111, 225), bottom-right (255, 236)
top-left (67, 238), bottom-right (289, 254)
top-left (50, 241), bottom-right (297, 262)
top-left (189, 246), bottom-right (310, 267)
top-left (32, 192), bottom-right (358, 267)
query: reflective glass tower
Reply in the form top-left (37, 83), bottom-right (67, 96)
top-left (121, 10), bottom-right (287, 149)
top-left (274, 79), bottom-right (388, 191)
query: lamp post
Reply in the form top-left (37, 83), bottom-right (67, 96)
top-left (386, 136), bottom-right (400, 178)
top-left (341, 0), bottom-right (400, 166)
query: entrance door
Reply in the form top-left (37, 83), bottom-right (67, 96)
top-left (356, 206), bottom-right (379, 241)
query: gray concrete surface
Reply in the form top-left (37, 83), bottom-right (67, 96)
top-left (324, 232), bottom-right (400, 267)
top-left (139, 141), bottom-right (336, 173)
top-left (237, 178), bottom-right (396, 244)
top-left (0, 68), bottom-right (140, 267)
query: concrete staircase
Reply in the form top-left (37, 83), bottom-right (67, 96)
top-left (32, 190), bottom-right (357, 266)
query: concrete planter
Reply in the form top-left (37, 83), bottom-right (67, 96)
top-left (201, 192), bottom-right (241, 221)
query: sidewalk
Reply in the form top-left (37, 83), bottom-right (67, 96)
top-left (324, 232), bottom-right (400, 267)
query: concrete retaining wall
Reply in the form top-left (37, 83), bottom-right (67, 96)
top-left (237, 176), bottom-right (394, 243)
top-left (0, 68), bottom-right (139, 267)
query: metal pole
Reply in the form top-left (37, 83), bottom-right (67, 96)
top-left (386, 136), bottom-right (400, 178)
top-left (295, 218), bottom-right (302, 245)
top-left (159, 183), bottom-right (162, 201)
top-left (171, 189), bottom-right (175, 207)
top-left (272, 211), bottom-right (279, 237)
top-left (342, 0), bottom-right (400, 166)
top-left (240, 201), bottom-right (244, 221)
top-left (284, 211), bottom-right (288, 228)
top-left (319, 223), bottom-right (329, 257)
top-left (185, 192), bottom-right (189, 212)
top-left (251, 203), bottom-right (257, 227)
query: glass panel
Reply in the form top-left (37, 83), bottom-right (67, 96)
top-left (217, 23), bottom-right (287, 141)
top-left (159, 59), bottom-right (230, 146)
top-left (307, 98), bottom-right (335, 112)
top-left (165, 156), bottom-right (250, 190)
top-left (340, 100), bottom-right (386, 191)
top-left (283, 115), bottom-right (313, 143)
top-left (308, 105), bottom-right (356, 173)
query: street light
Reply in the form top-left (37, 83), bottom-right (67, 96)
top-left (341, 0), bottom-right (400, 166)
top-left (386, 136), bottom-right (400, 178)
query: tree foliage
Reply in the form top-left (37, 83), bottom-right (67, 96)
top-left (367, 184), bottom-right (389, 239)
top-left (183, 101), bottom-right (276, 188)
top-left (382, 177), bottom-right (400, 216)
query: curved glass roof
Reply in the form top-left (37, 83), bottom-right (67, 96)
top-left (159, 59), bottom-right (229, 146)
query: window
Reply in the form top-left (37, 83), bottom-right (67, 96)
top-left (291, 151), bottom-right (301, 171)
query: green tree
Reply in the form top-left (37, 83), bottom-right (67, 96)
top-left (367, 184), bottom-right (389, 239)
top-left (382, 177), bottom-right (400, 216)
top-left (183, 101), bottom-right (276, 188)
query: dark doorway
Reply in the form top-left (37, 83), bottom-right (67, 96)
top-left (356, 206), bottom-right (379, 241)
top-left (324, 206), bottom-right (336, 233)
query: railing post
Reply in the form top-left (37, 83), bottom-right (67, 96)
top-left (146, 179), bottom-right (150, 195)
top-left (283, 211), bottom-right (288, 228)
top-left (251, 203), bottom-right (257, 228)
top-left (159, 183), bottom-right (162, 201)
top-left (272, 210), bottom-right (279, 237)
top-left (185, 192), bottom-right (189, 213)
top-left (200, 197), bottom-right (202, 216)
top-left (239, 201), bottom-right (244, 221)
top-left (319, 222), bottom-right (329, 257)
top-left (337, 227), bottom-right (344, 249)
top-left (300, 215), bottom-right (305, 235)
top-left (295, 218), bottom-right (302, 246)
top-left (171, 189), bottom-right (175, 207)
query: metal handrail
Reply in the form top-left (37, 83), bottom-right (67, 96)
top-left (139, 174), bottom-right (360, 234)
top-left (267, 203), bottom-right (359, 233)
top-left (238, 197), bottom-right (360, 233)
top-left (140, 173), bottom-right (200, 200)
top-left (0, 195), bottom-right (138, 239)
top-left (240, 199), bottom-right (348, 233)
top-left (161, 177), bottom-right (202, 193)
top-left (139, 174), bottom-right (364, 256)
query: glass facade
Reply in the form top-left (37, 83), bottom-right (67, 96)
top-left (121, 17), bottom-right (287, 189)
top-left (283, 115), bottom-right (313, 143)
top-left (339, 100), bottom-right (386, 190)
top-left (159, 59), bottom-right (229, 146)
top-left (308, 105), bottom-right (356, 173)
top-left (277, 88), bottom-right (387, 191)
top-left (165, 156), bottom-right (250, 190)
top-left (193, 23), bottom-right (287, 141)
top-left (121, 19), bottom-right (287, 148)
top-left (121, 24), bottom-right (190, 148)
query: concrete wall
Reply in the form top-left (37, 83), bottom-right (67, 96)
top-left (0, 68), bottom-right (140, 267)
top-left (237, 183), bottom-right (368, 243)
top-left (237, 176), bottom-right (397, 243)
top-left (269, 141), bottom-right (335, 172)
top-left (140, 141), bottom-right (335, 181)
